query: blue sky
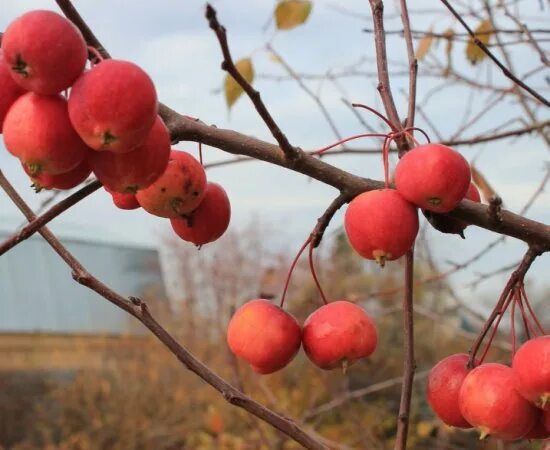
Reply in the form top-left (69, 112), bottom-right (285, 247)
top-left (0, 1), bottom-right (549, 310)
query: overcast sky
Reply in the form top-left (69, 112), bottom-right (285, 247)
top-left (0, 1), bottom-right (549, 309)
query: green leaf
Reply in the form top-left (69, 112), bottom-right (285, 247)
top-left (274, 0), bottom-right (312, 31)
top-left (466, 19), bottom-right (493, 65)
top-left (224, 58), bottom-right (254, 109)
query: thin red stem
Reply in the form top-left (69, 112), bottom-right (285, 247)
top-left (511, 291), bottom-right (517, 355)
top-left (403, 127), bottom-right (431, 144)
top-left (308, 241), bottom-right (328, 305)
top-left (352, 103), bottom-right (398, 131)
top-left (382, 135), bottom-right (391, 188)
top-left (87, 45), bottom-right (104, 64)
top-left (198, 142), bottom-right (204, 165)
top-left (521, 285), bottom-right (546, 335)
top-left (516, 290), bottom-right (535, 339)
top-left (311, 133), bottom-right (388, 156)
top-left (479, 290), bottom-right (514, 363)
top-left (279, 236), bottom-right (311, 308)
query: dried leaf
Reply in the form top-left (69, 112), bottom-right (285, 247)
top-left (471, 166), bottom-right (498, 203)
top-left (224, 58), bottom-right (254, 109)
top-left (415, 33), bottom-right (434, 61)
top-left (269, 52), bottom-right (283, 64)
top-left (274, 0), bottom-right (312, 30)
top-left (443, 28), bottom-right (454, 77)
top-left (466, 19), bottom-right (493, 65)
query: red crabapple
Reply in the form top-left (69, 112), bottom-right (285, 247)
top-left (395, 143), bottom-right (471, 213)
top-left (23, 159), bottom-right (91, 192)
top-left (3, 93), bottom-right (89, 175)
top-left (105, 188), bottom-right (141, 210)
top-left (89, 116), bottom-right (171, 193)
top-left (170, 182), bottom-right (230, 246)
top-left (427, 353), bottom-right (475, 428)
top-left (227, 299), bottom-right (302, 374)
top-left (344, 189), bottom-right (418, 266)
top-left (459, 363), bottom-right (538, 440)
top-left (69, 59), bottom-right (158, 153)
top-left (302, 300), bottom-right (377, 371)
top-left (512, 335), bottom-right (550, 410)
top-left (1, 10), bottom-right (87, 94)
top-left (136, 150), bottom-right (206, 218)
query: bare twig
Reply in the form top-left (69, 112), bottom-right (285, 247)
top-left (205, 4), bottom-right (299, 161)
top-left (438, 0), bottom-right (550, 107)
top-left (0, 180), bottom-right (102, 256)
top-left (311, 193), bottom-right (351, 248)
top-left (394, 249), bottom-right (415, 450)
top-left (398, 0), bottom-right (418, 129)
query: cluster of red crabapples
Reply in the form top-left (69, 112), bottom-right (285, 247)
top-left (227, 107), bottom-right (480, 374)
top-left (0, 10), bottom-right (230, 247)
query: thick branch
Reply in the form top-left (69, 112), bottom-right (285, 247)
top-left (438, 0), bottom-right (550, 107)
top-left (0, 180), bottom-right (101, 256)
top-left (205, 4), bottom-right (298, 161)
top-left (394, 249), bottom-right (415, 450)
top-left (0, 168), bottom-right (327, 450)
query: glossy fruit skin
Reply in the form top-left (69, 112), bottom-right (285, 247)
top-left (2, 10), bottom-right (87, 94)
top-left (68, 59), bottom-right (158, 153)
top-left (459, 363), bottom-right (538, 440)
top-left (227, 299), bottom-right (302, 374)
top-left (23, 160), bottom-right (91, 192)
top-left (427, 354), bottom-right (473, 428)
top-left (512, 335), bottom-right (550, 410)
top-left (3, 93), bottom-right (89, 175)
top-left (136, 150), bottom-right (206, 218)
top-left (89, 116), bottom-right (170, 193)
top-left (395, 143), bottom-right (471, 213)
top-left (0, 51), bottom-right (26, 133)
top-left (170, 182), bottom-right (231, 245)
top-left (302, 300), bottom-right (377, 370)
top-left (344, 189), bottom-right (418, 266)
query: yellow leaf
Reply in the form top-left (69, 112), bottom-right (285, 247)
top-left (224, 58), bottom-right (254, 109)
top-left (415, 33), bottom-right (434, 61)
top-left (471, 166), bottom-right (498, 204)
top-left (274, 0), bottom-right (313, 31)
top-left (466, 19), bottom-right (493, 65)
top-left (443, 28), bottom-right (454, 77)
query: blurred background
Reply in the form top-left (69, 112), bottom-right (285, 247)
top-left (0, 0), bottom-right (549, 449)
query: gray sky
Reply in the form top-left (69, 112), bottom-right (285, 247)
top-left (0, 1), bottom-right (549, 310)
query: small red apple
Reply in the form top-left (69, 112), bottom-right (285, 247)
top-left (459, 363), bottom-right (538, 440)
top-left (344, 189), bottom-right (418, 266)
top-left (89, 116), bottom-right (171, 193)
top-left (170, 182), bottom-right (230, 245)
top-left (68, 59), bottom-right (158, 153)
top-left (302, 300), bottom-right (377, 370)
top-left (512, 335), bottom-right (550, 410)
top-left (427, 353), bottom-right (474, 428)
top-left (23, 159), bottom-right (91, 192)
top-left (136, 150), bottom-right (206, 218)
top-left (105, 189), bottom-right (140, 210)
top-left (1, 10), bottom-right (87, 94)
top-left (0, 51), bottom-right (26, 133)
top-left (395, 143), bottom-right (471, 213)
top-left (3, 92), bottom-right (89, 175)
top-left (227, 299), bottom-right (301, 374)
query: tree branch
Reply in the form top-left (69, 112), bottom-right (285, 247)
top-left (311, 193), bottom-right (351, 248)
top-left (0, 168), bottom-right (328, 450)
top-left (205, 4), bottom-right (299, 161)
top-left (394, 249), bottom-right (415, 450)
top-left (438, 0), bottom-right (550, 107)
top-left (398, 0), bottom-right (418, 129)
top-left (0, 180), bottom-right (102, 256)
